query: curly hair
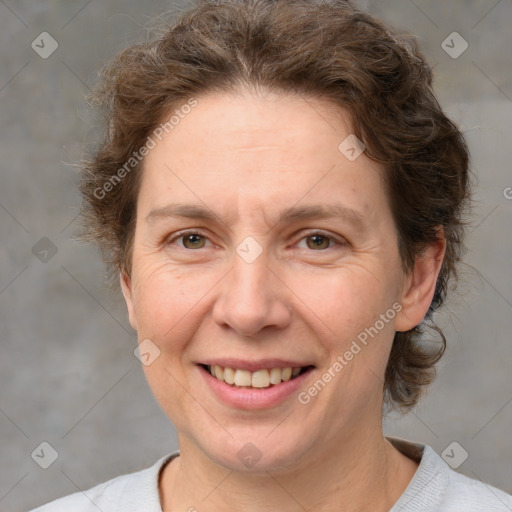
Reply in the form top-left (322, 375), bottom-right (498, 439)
top-left (78, 0), bottom-right (472, 411)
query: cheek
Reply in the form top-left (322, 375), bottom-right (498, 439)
top-left (286, 264), bottom-right (399, 402)
top-left (287, 264), bottom-right (397, 343)
top-left (130, 259), bottom-right (216, 347)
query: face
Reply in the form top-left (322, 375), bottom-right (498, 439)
top-left (121, 88), bottom-right (443, 472)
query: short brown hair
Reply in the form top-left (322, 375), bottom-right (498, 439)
top-left (79, 0), bottom-right (472, 411)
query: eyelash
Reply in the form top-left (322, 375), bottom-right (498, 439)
top-left (166, 229), bottom-right (345, 252)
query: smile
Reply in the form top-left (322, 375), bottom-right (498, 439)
top-left (197, 361), bottom-right (316, 410)
top-left (201, 364), bottom-right (313, 388)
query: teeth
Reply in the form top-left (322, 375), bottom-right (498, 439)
top-left (269, 367), bottom-right (282, 385)
top-left (214, 365), bottom-right (224, 380)
top-left (251, 369), bottom-right (270, 388)
top-left (207, 365), bottom-right (306, 388)
top-left (281, 367), bottom-right (292, 381)
top-left (223, 366), bottom-right (236, 385)
top-left (234, 369), bottom-right (252, 386)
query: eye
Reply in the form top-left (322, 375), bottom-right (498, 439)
top-left (166, 230), bottom-right (344, 252)
top-left (167, 231), bottom-right (211, 250)
top-left (296, 231), bottom-right (342, 251)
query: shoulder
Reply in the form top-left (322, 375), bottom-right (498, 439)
top-left (387, 438), bottom-right (512, 512)
top-left (440, 465), bottom-right (512, 511)
top-left (28, 452), bottom-right (179, 512)
top-left (28, 474), bottom-right (132, 512)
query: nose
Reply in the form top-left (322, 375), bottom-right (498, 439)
top-left (211, 249), bottom-right (292, 337)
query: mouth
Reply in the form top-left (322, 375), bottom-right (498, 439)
top-left (198, 363), bottom-right (315, 389)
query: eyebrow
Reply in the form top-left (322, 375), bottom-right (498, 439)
top-left (145, 202), bottom-right (367, 231)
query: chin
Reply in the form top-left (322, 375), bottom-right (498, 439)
top-left (192, 423), bottom-right (317, 474)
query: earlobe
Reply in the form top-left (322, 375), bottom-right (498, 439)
top-left (120, 270), bottom-right (138, 331)
top-left (395, 229), bottom-right (446, 332)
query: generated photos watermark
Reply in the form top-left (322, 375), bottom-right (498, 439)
top-left (298, 302), bottom-right (402, 405)
top-left (93, 97), bottom-right (198, 200)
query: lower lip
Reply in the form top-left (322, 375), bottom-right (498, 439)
top-left (198, 365), bottom-right (314, 410)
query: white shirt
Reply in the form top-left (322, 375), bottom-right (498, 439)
top-left (29, 437), bottom-right (512, 511)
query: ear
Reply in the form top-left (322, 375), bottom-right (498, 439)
top-left (120, 270), bottom-right (138, 331)
top-left (394, 228), bottom-right (446, 332)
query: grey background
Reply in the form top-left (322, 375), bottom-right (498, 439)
top-left (0, 0), bottom-right (511, 510)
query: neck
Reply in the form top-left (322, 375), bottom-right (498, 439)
top-left (159, 424), bottom-right (418, 512)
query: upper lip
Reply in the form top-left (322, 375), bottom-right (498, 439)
top-left (198, 358), bottom-right (315, 372)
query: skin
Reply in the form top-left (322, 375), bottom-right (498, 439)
top-left (120, 87), bottom-right (446, 511)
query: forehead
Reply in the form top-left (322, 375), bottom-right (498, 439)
top-left (150, 88), bottom-right (355, 155)
top-left (138, 89), bottom-right (388, 225)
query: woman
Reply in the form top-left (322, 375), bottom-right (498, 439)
top-left (31, 0), bottom-right (512, 510)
